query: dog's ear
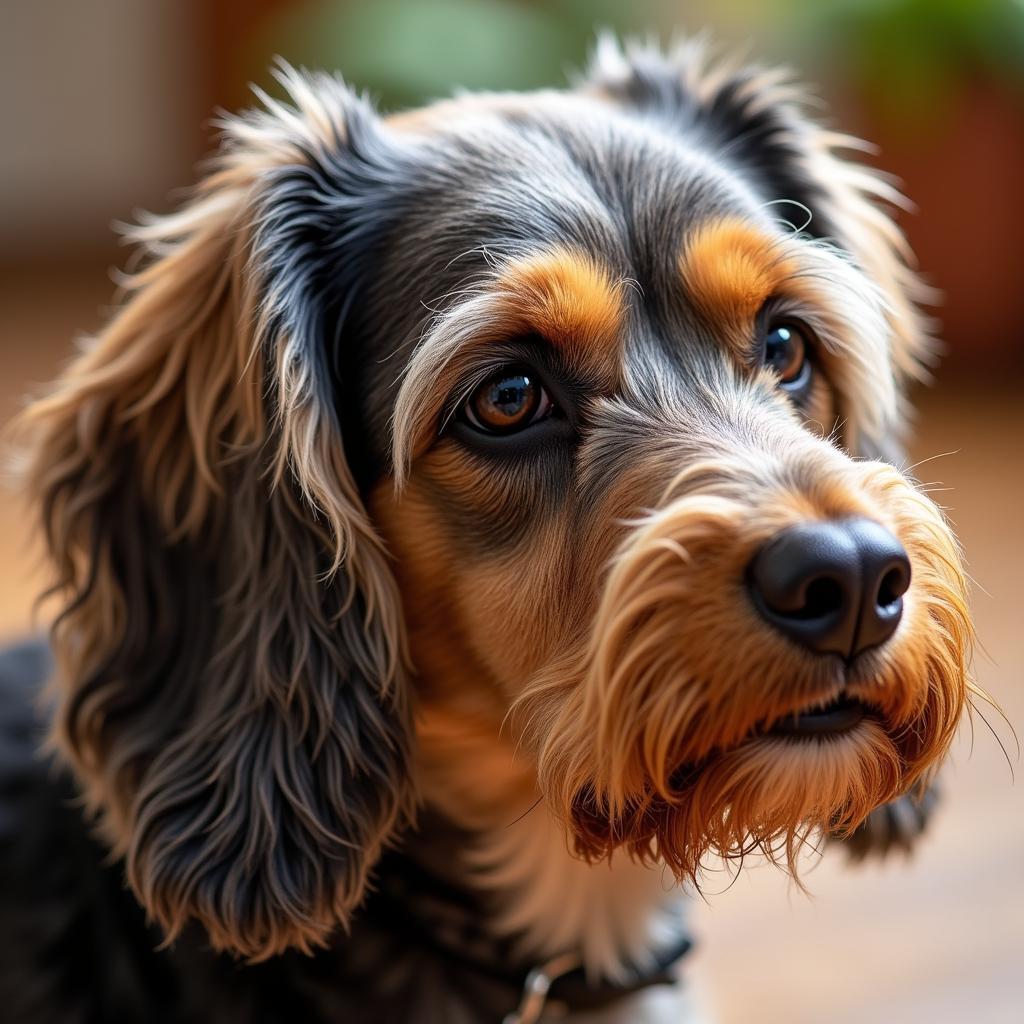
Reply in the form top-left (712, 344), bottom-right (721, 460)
top-left (18, 68), bottom-right (414, 960)
top-left (583, 36), bottom-right (934, 460)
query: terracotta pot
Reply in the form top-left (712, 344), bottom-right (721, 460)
top-left (845, 80), bottom-right (1024, 375)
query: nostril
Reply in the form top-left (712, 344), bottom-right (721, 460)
top-left (747, 522), bottom-right (862, 657)
top-left (796, 576), bottom-right (846, 620)
top-left (876, 565), bottom-right (909, 610)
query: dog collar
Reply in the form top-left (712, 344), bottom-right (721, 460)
top-left (372, 849), bottom-right (693, 1021)
top-left (503, 935), bottom-right (693, 1023)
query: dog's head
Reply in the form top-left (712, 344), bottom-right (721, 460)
top-left (21, 41), bottom-right (970, 959)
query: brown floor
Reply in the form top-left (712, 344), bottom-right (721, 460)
top-left (1, 269), bottom-right (1021, 1022)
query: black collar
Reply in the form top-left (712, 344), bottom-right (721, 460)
top-left (370, 848), bottom-right (693, 1021)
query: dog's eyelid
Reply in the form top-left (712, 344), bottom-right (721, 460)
top-left (437, 330), bottom-right (589, 434)
top-left (752, 301), bottom-right (819, 353)
top-left (756, 295), bottom-right (807, 328)
top-left (437, 366), bottom-right (497, 436)
top-left (747, 302), bottom-right (818, 404)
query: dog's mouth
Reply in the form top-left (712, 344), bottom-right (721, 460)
top-left (666, 694), bottom-right (874, 791)
top-left (766, 694), bottom-right (868, 738)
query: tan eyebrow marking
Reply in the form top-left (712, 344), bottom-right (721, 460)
top-left (497, 247), bottom-right (627, 371)
top-left (679, 218), bottom-right (796, 340)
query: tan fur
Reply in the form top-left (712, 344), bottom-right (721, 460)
top-left (680, 218), bottom-right (797, 341)
top-left (21, 188), bottom-right (264, 836)
top-left (378, 55), bottom-right (972, 921)
top-left (372, 452), bottom-right (575, 709)
top-left (410, 673), bottom-right (688, 983)
top-left (500, 247), bottom-right (627, 368)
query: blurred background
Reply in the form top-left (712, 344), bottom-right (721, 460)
top-left (1, 1), bottom-right (1021, 1020)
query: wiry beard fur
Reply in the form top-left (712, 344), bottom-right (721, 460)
top-left (515, 450), bottom-right (972, 881)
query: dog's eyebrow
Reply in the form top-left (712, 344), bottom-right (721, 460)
top-left (677, 215), bottom-right (899, 438)
top-left (497, 246), bottom-right (627, 362)
top-left (679, 217), bottom-right (797, 342)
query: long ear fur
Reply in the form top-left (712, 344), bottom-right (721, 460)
top-left (584, 35), bottom-right (935, 459)
top-left (17, 67), bottom-right (414, 960)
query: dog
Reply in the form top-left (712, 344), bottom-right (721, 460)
top-left (0, 37), bottom-right (972, 1023)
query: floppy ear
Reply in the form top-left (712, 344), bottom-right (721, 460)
top-left (584, 35), bottom-right (935, 461)
top-left (19, 68), bottom-right (414, 960)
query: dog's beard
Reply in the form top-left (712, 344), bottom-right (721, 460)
top-left (515, 458), bottom-right (971, 880)
top-left (571, 723), bottom-right (904, 877)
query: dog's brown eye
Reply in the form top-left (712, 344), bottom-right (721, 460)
top-left (764, 323), bottom-right (809, 388)
top-left (464, 368), bottom-right (553, 434)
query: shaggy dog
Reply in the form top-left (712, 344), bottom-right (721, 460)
top-left (0, 38), bottom-right (971, 1023)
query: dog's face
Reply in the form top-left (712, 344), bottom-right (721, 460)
top-left (366, 80), bottom-right (969, 876)
top-left (22, 42), bottom-right (970, 959)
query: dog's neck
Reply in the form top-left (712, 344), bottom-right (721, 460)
top-left (414, 701), bottom-right (688, 981)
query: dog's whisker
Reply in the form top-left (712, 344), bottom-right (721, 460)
top-left (967, 698), bottom-right (1017, 779)
top-left (504, 797), bottom-right (543, 829)
top-left (902, 448), bottom-right (961, 476)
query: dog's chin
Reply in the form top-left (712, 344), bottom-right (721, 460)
top-left (571, 710), bottom-right (907, 877)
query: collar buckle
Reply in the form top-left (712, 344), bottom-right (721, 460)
top-left (502, 951), bottom-right (580, 1024)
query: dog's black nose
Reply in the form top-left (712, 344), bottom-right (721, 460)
top-left (748, 517), bottom-right (910, 659)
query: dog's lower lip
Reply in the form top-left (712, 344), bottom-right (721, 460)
top-left (769, 695), bottom-right (867, 738)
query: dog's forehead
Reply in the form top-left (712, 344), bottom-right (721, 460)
top-left (388, 92), bottom-right (774, 284)
top-left (357, 89), bottom-right (797, 416)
